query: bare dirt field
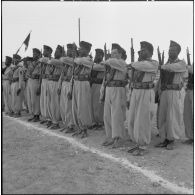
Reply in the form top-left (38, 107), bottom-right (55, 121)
top-left (2, 114), bottom-right (194, 194)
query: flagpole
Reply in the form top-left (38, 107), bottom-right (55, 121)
top-left (15, 30), bottom-right (32, 55)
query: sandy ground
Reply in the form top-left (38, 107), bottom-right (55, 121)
top-left (2, 112), bottom-right (193, 194)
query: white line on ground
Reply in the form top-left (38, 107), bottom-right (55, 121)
top-left (4, 115), bottom-right (193, 194)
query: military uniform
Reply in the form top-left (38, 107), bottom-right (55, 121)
top-left (26, 49), bottom-right (42, 121)
top-left (58, 54), bottom-right (75, 132)
top-left (183, 65), bottom-right (193, 143)
top-left (2, 56), bottom-right (13, 114)
top-left (10, 55), bottom-right (24, 117)
top-left (128, 41), bottom-right (159, 155)
top-left (90, 49), bottom-right (105, 128)
top-left (157, 41), bottom-right (187, 149)
top-left (72, 41), bottom-right (93, 138)
top-left (47, 57), bottom-right (62, 129)
top-left (101, 43), bottom-right (128, 147)
top-left (39, 45), bottom-right (53, 125)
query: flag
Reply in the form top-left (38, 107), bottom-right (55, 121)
top-left (23, 32), bottom-right (31, 51)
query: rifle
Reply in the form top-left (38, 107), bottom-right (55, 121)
top-left (155, 47), bottom-right (164, 104)
top-left (100, 43), bottom-right (109, 103)
top-left (157, 46), bottom-right (162, 66)
top-left (131, 38), bottom-right (134, 63)
top-left (186, 47), bottom-right (191, 66)
top-left (162, 50), bottom-right (164, 65)
top-left (68, 43), bottom-right (77, 100)
top-left (104, 43), bottom-right (108, 61)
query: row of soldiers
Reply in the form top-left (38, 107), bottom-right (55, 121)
top-left (2, 40), bottom-right (193, 156)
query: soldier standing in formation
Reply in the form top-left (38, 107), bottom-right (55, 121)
top-left (72, 41), bottom-right (93, 138)
top-left (3, 39), bottom-right (193, 155)
top-left (183, 63), bottom-right (194, 144)
top-left (90, 48), bottom-right (105, 129)
top-left (127, 41), bottom-right (159, 156)
top-left (26, 48), bottom-right (42, 122)
top-left (101, 43), bottom-right (128, 148)
top-left (3, 56), bottom-right (14, 115)
top-left (58, 43), bottom-right (77, 133)
top-left (11, 54), bottom-right (25, 117)
top-left (156, 41), bottom-right (187, 150)
top-left (47, 45), bottom-right (63, 129)
top-left (39, 45), bottom-right (53, 125)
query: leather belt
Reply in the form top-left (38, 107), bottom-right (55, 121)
top-left (161, 83), bottom-right (183, 91)
top-left (48, 74), bottom-right (60, 81)
top-left (12, 77), bottom-right (19, 83)
top-left (132, 82), bottom-right (154, 89)
top-left (74, 74), bottom-right (90, 81)
top-left (30, 74), bottom-right (40, 79)
top-left (187, 83), bottom-right (193, 90)
top-left (91, 78), bottom-right (103, 84)
top-left (62, 75), bottom-right (72, 82)
top-left (107, 80), bottom-right (128, 87)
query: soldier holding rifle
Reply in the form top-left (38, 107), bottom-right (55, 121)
top-left (58, 43), bottom-right (77, 133)
top-left (2, 56), bottom-right (14, 116)
top-left (127, 41), bottom-right (159, 156)
top-left (101, 43), bottom-right (128, 148)
top-left (90, 48), bottom-right (105, 130)
top-left (156, 41), bottom-right (187, 150)
top-left (10, 54), bottom-right (25, 117)
top-left (39, 45), bottom-right (53, 125)
top-left (183, 47), bottom-right (193, 144)
top-left (72, 41), bottom-right (94, 138)
top-left (46, 45), bottom-right (63, 130)
top-left (25, 48), bottom-right (42, 122)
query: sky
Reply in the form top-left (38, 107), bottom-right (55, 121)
top-left (2, 1), bottom-right (193, 64)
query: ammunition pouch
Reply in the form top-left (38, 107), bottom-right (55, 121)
top-left (48, 74), bottom-right (60, 81)
top-left (161, 83), bottom-right (183, 91)
top-left (12, 77), bottom-right (19, 83)
top-left (62, 75), bottom-right (72, 82)
top-left (30, 74), bottom-right (40, 79)
top-left (132, 81), bottom-right (154, 89)
top-left (91, 78), bottom-right (103, 84)
top-left (187, 83), bottom-right (194, 90)
top-left (107, 80), bottom-right (128, 87)
top-left (74, 74), bottom-right (90, 81)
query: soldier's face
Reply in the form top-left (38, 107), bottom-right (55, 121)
top-left (54, 49), bottom-right (62, 59)
top-left (111, 49), bottom-right (121, 59)
top-left (43, 49), bottom-right (49, 57)
top-left (78, 47), bottom-right (89, 57)
top-left (139, 48), bottom-right (150, 60)
top-left (33, 51), bottom-right (40, 59)
top-left (94, 53), bottom-right (103, 63)
top-left (169, 46), bottom-right (179, 59)
top-left (5, 59), bottom-right (11, 66)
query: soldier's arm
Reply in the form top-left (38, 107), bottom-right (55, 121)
top-left (161, 60), bottom-right (187, 73)
top-left (132, 61), bottom-right (159, 73)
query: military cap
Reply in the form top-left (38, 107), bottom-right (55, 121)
top-left (111, 43), bottom-right (123, 53)
top-left (79, 41), bottom-right (92, 51)
top-left (140, 41), bottom-right (154, 54)
top-left (95, 48), bottom-right (104, 56)
top-left (43, 45), bottom-right (53, 53)
top-left (56, 45), bottom-right (63, 52)
top-left (170, 40), bottom-right (181, 53)
top-left (33, 48), bottom-right (41, 54)
top-left (6, 56), bottom-right (12, 63)
top-left (13, 54), bottom-right (21, 60)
